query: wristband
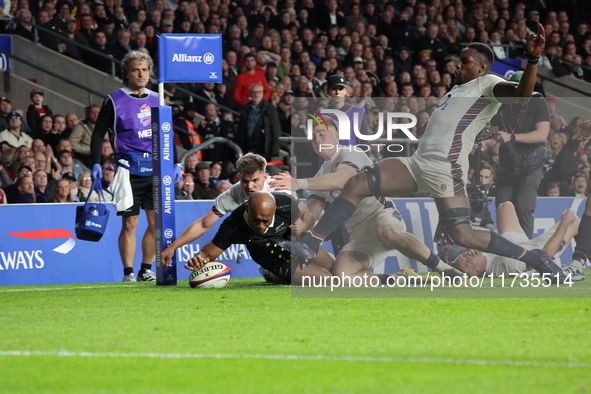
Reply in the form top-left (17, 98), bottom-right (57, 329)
top-left (297, 178), bottom-right (309, 190)
top-left (523, 50), bottom-right (539, 65)
top-left (510, 133), bottom-right (516, 142)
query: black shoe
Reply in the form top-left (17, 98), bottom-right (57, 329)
top-left (266, 240), bottom-right (316, 267)
top-left (530, 249), bottom-right (566, 284)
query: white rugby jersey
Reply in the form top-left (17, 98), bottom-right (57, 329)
top-left (483, 253), bottom-right (527, 277)
top-left (212, 177), bottom-right (292, 217)
top-left (309, 148), bottom-right (398, 233)
top-left (415, 74), bottom-right (504, 177)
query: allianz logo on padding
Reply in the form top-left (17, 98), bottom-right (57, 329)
top-left (172, 53), bottom-right (215, 65)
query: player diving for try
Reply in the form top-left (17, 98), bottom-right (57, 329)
top-left (289, 25), bottom-right (566, 282)
top-left (271, 116), bottom-right (453, 281)
top-left (174, 191), bottom-right (333, 285)
top-left (160, 153), bottom-right (333, 272)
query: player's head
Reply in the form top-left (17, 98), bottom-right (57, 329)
top-left (236, 153), bottom-right (267, 196)
top-left (311, 116), bottom-right (339, 156)
top-left (246, 191), bottom-right (276, 234)
top-left (121, 50), bottom-right (154, 90)
top-left (455, 43), bottom-right (494, 85)
top-left (451, 249), bottom-right (487, 277)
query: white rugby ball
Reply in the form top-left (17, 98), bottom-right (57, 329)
top-left (189, 262), bottom-right (231, 288)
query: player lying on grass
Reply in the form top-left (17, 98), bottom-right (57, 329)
top-left (160, 153), bottom-right (314, 268)
top-left (270, 117), bottom-right (461, 282)
top-left (288, 29), bottom-right (566, 283)
top-left (452, 202), bottom-right (583, 280)
top-left (167, 191), bottom-right (334, 285)
top-left (564, 118), bottom-right (591, 280)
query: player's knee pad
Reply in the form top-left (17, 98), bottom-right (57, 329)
top-left (440, 207), bottom-right (471, 232)
top-left (361, 164), bottom-right (381, 196)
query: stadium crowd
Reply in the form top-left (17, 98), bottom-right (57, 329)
top-left (1, 0), bottom-right (591, 206)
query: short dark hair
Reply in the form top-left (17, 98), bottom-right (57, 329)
top-left (243, 53), bottom-right (256, 61)
top-left (466, 42), bottom-right (494, 65)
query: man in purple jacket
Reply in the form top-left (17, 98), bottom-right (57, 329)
top-left (90, 51), bottom-right (181, 282)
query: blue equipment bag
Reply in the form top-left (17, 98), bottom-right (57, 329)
top-left (75, 178), bottom-right (110, 242)
top-left (116, 151), bottom-right (152, 176)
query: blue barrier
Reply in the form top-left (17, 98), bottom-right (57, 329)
top-left (0, 197), bottom-right (587, 286)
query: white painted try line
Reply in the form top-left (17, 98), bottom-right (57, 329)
top-left (0, 350), bottom-right (589, 369)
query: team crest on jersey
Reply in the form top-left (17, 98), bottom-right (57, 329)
top-left (440, 184), bottom-right (448, 192)
top-left (137, 104), bottom-right (152, 127)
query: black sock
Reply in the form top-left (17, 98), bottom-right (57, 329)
top-left (124, 267), bottom-right (133, 276)
top-left (422, 252), bottom-right (441, 269)
top-left (139, 263), bottom-right (152, 273)
top-left (301, 196), bottom-right (357, 252)
top-left (574, 214), bottom-right (591, 258)
top-left (485, 230), bottom-right (541, 267)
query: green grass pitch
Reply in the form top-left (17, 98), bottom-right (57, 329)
top-left (1, 275), bottom-right (591, 393)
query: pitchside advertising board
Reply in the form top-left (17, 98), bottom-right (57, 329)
top-left (0, 198), bottom-right (588, 286)
top-left (490, 58), bottom-right (522, 80)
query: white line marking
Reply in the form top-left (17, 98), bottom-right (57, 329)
top-left (0, 350), bottom-right (589, 368)
top-left (0, 285), bottom-right (589, 293)
top-left (0, 285), bottom-right (141, 292)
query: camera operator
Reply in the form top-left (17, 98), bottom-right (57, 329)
top-left (490, 72), bottom-right (550, 239)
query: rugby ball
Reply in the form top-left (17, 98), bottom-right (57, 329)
top-left (189, 262), bottom-right (231, 288)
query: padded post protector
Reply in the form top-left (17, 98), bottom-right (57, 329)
top-left (440, 207), bottom-right (471, 230)
top-left (361, 164), bottom-right (381, 196)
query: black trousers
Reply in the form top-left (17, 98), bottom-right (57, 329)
top-left (495, 167), bottom-right (544, 239)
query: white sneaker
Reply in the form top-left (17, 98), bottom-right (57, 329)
top-left (137, 269), bottom-right (156, 281)
top-left (563, 260), bottom-right (585, 281)
top-left (122, 273), bottom-right (137, 282)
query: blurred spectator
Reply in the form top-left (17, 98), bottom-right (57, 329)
top-left (183, 153), bottom-right (198, 175)
top-left (26, 89), bottom-right (54, 134)
top-left (567, 174), bottom-right (587, 197)
top-left (101, 165), bottom-right (115, 190)
top-left (216, 179), bottom-right (231, 195)
top-left (49, 179), bottom-right (73, 203)
top-left (13, 9), bottom-right (34, 41)
top-left (86, 30), bottom-right (115, 74)
top-left (76, 171), bottom-right (92, 201)
top-left (33, 169), bottom-right (51, 202)
top-left (209, 161), bottom-right (222, 186)
top-left (546, 132), bottom-right (578, 195)
top-left (110, 28), bottom-right (132, 61)
top-left (545, 182), bottom-right (561, 197)
top-left (173, 102), bottom-right (202, 158)
top-left (8, 174), bottom-right (35, 204)
top-left (232, 53), bottom-right (271, 107)
top-left (56, 150), bottom-right (79, 180)
top-left (0, 111), bottom-right (33, 166)
top-left (57, 16), bottom-right (88, 60)
top-left (70, 104), bottom-right (101, 168)
top-left (236, 84), bottom-right (280, 161)
top-left (3, 166), bottom-right (33, 203)
top-left (192, 161), bottom-right (217, 199)
top-left (197, 103), bottom-right (235, 162)
top-left (9, 145), bottom-right (34, 175)
top-left (175, 173), bottom-right (194, 200)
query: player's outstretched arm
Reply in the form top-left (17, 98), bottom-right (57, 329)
top-left (161, 210), bottom-right (221, 267)
top-left (493, 23), bottom-right (545, 100)
top-left (542, 210), bottom-right (579, 259)
top-left (573, 119), bottom-right (591, 140)
top-left (270, 165), bottom-right (357, 192)
top-left (185, 242), bottom-right (224, 271)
